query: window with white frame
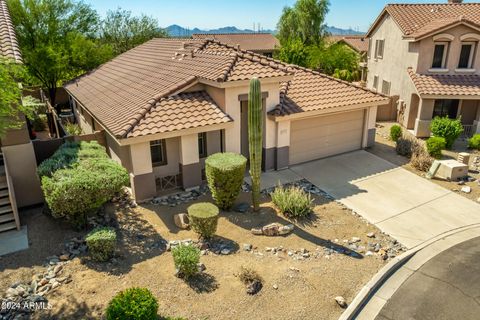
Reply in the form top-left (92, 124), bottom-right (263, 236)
top-left (373, 75), bottom-right (379, 90)
top-left (375, 39), bottom-right (384, 59)
top-left (432, 42), bottom-right (449, 69)
top-left (150, 139), bottom-right (167, 166)
top-left (458, 42), bottom-right (476, 69)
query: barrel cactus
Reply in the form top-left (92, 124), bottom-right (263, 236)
top-left (248, 77), bottom-right (263, 211)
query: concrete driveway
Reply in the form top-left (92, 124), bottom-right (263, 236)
top-left (290, 151), bottom-right (480, 249)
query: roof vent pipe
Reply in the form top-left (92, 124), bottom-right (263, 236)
top-left (448, 0), bottom-right (463, 3)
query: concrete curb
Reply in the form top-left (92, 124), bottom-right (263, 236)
top-left (338, 223), bottom-right (480, 320)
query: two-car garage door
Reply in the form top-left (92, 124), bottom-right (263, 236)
top-left (289, 110), bottom-right (365, 165)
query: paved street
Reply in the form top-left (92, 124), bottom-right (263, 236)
top-left (375, 236), bottom-right (480, 320)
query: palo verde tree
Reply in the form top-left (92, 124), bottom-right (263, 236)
top-left (248, 77), bottom-right (263, 211)
top-left (101, 8), bottom-right (168, 56)
top-left (7, 0), bottom-right (113, 109)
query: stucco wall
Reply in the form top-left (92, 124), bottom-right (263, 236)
top-left (2, 143), bottom-right (44, 207)
top-left (367, 13), bottom-right (419, 122)
top-left (417, 25), bottom-right (480, 75)
top-left (106, 133), bottom-right (132, 172)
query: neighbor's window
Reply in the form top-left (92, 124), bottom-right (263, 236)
top-left (433, 99), bottom-right (459, 119)
top-left (373, 75), bottom-right (379, 90)
top-left (381, 80), bottom-right (391, 95)
top-left (150, 139), bottom-right (167, 166)
top-left (198, 132), bottom-right (207, 158)
top-left (432, 42), bottom-right (448, 68)
top-left (458, 42), bottom-right (476, 69)
top-left (375, 39), bottom-right (384, 59)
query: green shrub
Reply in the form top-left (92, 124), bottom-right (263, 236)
top-left (426, 136), bottom-right (446, 159)
top-left (40, 141), bottom-right (129, 228)
top-left (187, 202), bottom-right (219, 239)
top-left (106, 287), bottom-right (158, 320)
top-left (468, 134), bottom-right (480, 150)
top-left (205, 152), bottom-right (247, 210)
top-left (395, 135), bottom-right (423, 158)
top-left (86, 227), bottom-right (117, 261)
top-left (390, 124), bottom-right (402, 142)
top-left (430, 117), bottom-right (463, 149)
top-left (270, 185), bottom-right (313, 218)
top-left (172, 245), bottom-right (200, 279)
top-left (37, 141), bottom-right (107, 178)
top-left (64, 121), bottom-right (82, 136)
top-left (31, 115), bottom-right (47, 131)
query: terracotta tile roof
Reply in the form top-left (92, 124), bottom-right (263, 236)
top-left (66, 38), bottom-right (386, 138)
top-left (129, 91), bottom-right (232, 138)
top-left (373, 3), bottom-right (480, 38)
top-left (192, 33), bottom-right (280, 52)
top-left (328, 35), bottom-right (369, 53)
top-left (0, 0), bottom-right (21, 62)
top-left (269, 68), bottom-right (389, 117)
top-left (408, 67), bottom-right (480, 96)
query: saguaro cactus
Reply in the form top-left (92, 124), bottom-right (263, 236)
top-left (248, 77), bottom-right (263, 211)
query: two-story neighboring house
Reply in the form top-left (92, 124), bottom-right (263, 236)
top-left (366, 0), bottom-right (480, 137)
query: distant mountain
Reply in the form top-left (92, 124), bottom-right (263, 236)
top-left (164, 24), bottom-right (363, 37)
top-left (326, 26), bottom-right (363, 35)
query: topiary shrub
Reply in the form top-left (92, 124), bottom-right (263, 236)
top-left (39, 141), bottom-right (129, 228)
top-left (106, 287), bottom-right (158, 320)
top-left (426, 136), bottom-right (446, 159)
top-left (468, 134), bottom-right (480, 150)
top-left (172, 244), bottom-right (200, 279)
top-left (430, 116), bottom-right (463, 149)
top-left (390, 124), bottom-right (402, 142)
top-left (86, 227), bottom-right (117, 262)
top-left (187, 202), bottom-right (219, 239)
top-left (270, 185), bottom-right (313, 218)
top-left (205, 152), bottom-right (247, 210)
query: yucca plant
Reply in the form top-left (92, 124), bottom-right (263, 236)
top-left (248, 77), bottom-right (263, 211)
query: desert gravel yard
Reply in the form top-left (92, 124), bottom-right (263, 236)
top-left (0, 189), bottom-right (403, 320)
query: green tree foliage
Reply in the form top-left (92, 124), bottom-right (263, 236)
top-left (0, 59), bottom-right (36, 136)
top-left (277, 0), bottom-right (330, 46)
top-left (101, 8), bottom-right (168, 56)
top-left (7, 0), bottom-right (113, 107)
top-left (275, 0), bottom-right (359, 81)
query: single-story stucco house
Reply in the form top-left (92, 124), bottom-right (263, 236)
top-left (64, 38), bottom-right (389, 201)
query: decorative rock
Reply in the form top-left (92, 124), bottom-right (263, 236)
top-left (335, 296), bottom-right (348, 308)
top-left (461, 186), bottom-right (472, 194)
top-left (173, 213), bottom-right (190, 229)
top-left (252, 222), bottom-right (294, 236)
top-left (59, 254), bottom-right (70, 261)
top-left (243, 243), bottom-right (253, 251)
top-left (197, 263), bottom-right (206, 273)
top-left (251, 228), bottom-right (263, 235)
top-left (53, 265), bottom-right (63, 274)
top-left (351, 237), bottom-right (361, 243)
top-left (220, 248), bottom-right (231, 255)
top-left (233, 202), bottom-right (250, 213)
top-left (366, 232), bottom-right (375, 238)
top-left (365, 251), bottom-right (374, 256)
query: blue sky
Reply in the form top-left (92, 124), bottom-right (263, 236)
top-left (85, 0), bottom-right (476, 32)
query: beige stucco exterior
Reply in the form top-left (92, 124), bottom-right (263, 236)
top-left (367, 12), bottom-right (480, 137)
top-left (70, 77), bottom-right (385, 201)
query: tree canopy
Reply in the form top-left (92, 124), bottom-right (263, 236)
top-left (0, 59), bottom-right (36, 136)
top-left (275, 0), bottom-right (360, 82)
top-left (277, 0), bottom-right (329, 46)
top-left (101, 8), bottom-right (167, 56)
top-left (7, 0), bottom-right (113, 107)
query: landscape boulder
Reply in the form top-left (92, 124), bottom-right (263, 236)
top-left (174, 213), bottom-right (190, 229)
top-left (251, 223), bottom-right (294, 236)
